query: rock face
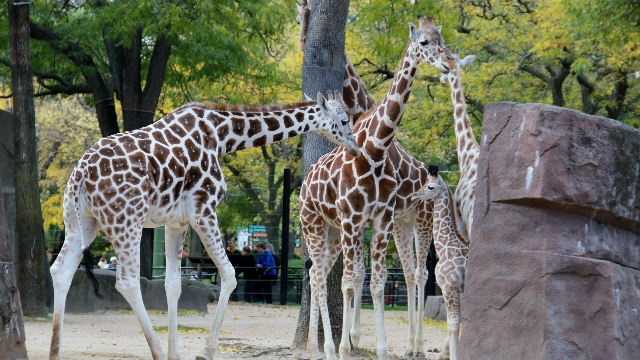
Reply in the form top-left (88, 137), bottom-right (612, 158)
top-left (424, 296), bottom-right (447, 321)
top-left (66, 269), bottom-right (217, 313)
top-left (459, 103), bottom-right (640, 360)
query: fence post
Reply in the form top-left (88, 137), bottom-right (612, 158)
top-left (279, 168), bottom-right (292, 305)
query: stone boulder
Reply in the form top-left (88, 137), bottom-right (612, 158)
top-left (424, 296), bottom-right (447, 321)
top-left (66, 269), bottom-right (217, 313)
top-left (459, 103), bottom-right (640, 360)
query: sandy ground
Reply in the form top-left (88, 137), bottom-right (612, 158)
top-left (24, 302), bottom-right (447, 360)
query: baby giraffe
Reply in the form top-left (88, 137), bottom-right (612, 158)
top-left (414, 166), bottom-right (468, 360)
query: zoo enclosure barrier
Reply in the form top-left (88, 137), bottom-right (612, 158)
top-left (151, 263), bottom-right (440, 306)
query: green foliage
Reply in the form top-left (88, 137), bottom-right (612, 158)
top-left (16, 1), bottom-right (640, 262)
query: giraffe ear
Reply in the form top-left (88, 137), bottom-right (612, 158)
top-left (303, 93), bottom-right (314, 102)
top-left (427, 165), bottom-right (439, 176)
top-left (409, 23), bottom-right (418, 41)
top-left (317, 92), bottom-right (327, 112)
top-left (460, 55), bottom-right (477, 68)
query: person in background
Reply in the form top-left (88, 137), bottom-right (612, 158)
top-left (97, 256), bottom-right (108, 269)
top-left (108, 256), bottom-right (118, 271)
top-left (237, 246), bottom-right (258, 302)
top-left (225, 240), bottom-right (242, 300)
top-left (180, 244), bottom-right (190, 267)
top-left (255, 242), bottom-right (278, 304)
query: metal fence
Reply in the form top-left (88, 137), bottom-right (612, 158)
top-left (151, 263), bottom-right (436, 306)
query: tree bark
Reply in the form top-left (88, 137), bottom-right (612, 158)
top-left (292, 0), bottom-right (350, 350)
top-left (9, 0), bottom-right (52, 317)
top-left (0, 194), bottom-right (28, 359)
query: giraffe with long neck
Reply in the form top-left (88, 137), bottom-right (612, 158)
top-left (297, 2), bottom-right (448, 356)
top-left (299, 17), bottom-right (452, 360)
top-left (440, 53), bottom-right (479, 243)
top-left (297, 2), bottom-right (451, 356)
top-left (415, 166), bottom-right (468, 360)
top-left (48, 93), bottom-right (357, 360)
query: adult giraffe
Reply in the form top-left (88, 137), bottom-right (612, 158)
top-left (299, 17), bottom-right (452, 360)
top-left (48, 93), bottom-right (358, 360)
top-left (297, 1), bottom-right (444, 356)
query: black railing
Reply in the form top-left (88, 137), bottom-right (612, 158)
top-left (150, 265), bottom-right (433, 306)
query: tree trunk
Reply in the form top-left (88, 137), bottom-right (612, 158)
top-left (9, 0), bottom-right (52, 317)
top-left (116, 30), bottom-right (171, 279)
top-left (0, 195), bottom-right (28, 359)
top-left (292, 0), bottom-right (350, 350)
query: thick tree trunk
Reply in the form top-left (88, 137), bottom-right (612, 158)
top-left (116, 31), bottom-right (171, 279)
top-left (9, 0), bottom-right (51, 317)
top-left (292, 0), bottom-right (350, 350)
top-left (0, 195), bottom-right (28, 359)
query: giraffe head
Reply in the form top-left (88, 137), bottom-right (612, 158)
top-left (409, 16), bottom-right (453, 73)
top-left (315, 91), bottom-right (361, 155)
top-left (440, 53), bottom-right (477, 84)
top-left (414, 165), bottom-right (447, 201)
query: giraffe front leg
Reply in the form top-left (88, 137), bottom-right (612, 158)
top-left (338, 218), bottom-right (365, 359)
top-left (436, 264), bottom-right (463, 360)
top-left (393, 221), bottom-right (417, 358)
top-left (349, 255), bottom-right (365, 350)
top-left (370, 210), bottom-right (394, 360)
top-left (414, 208), bottom-right (433, 358)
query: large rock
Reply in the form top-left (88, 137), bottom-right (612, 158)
top-left (459, 103), bottom-right (640, 360)
top-left (66, 269), bottom-right (217, 313)
top-left (424, 296), bottom-right (447, 321)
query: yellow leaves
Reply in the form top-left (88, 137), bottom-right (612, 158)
top-left (42, 193), bottom-right (64, 231)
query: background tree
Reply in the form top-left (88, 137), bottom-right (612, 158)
top-left (8, 0), bottom-right (51, 317)
top-left (292, 0), bottom-right (350, 350)
top-left (0, 0), bottom-right (294, 277)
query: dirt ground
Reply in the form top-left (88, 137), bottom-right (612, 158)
top-left (24, 302), bottom-right (447, 359)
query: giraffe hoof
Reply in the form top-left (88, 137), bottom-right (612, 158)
top-left (414, 352), bottom-right (427, 360)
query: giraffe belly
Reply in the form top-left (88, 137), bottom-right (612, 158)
top-left (145, 195), bottom-right (190, 228)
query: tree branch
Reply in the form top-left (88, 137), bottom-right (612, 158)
top-left (142, 34), bottom-right (172, 110)
top-left (576, 72), bottom-right (598, 114)
top-left (226, 162), bottom-right (266, 214)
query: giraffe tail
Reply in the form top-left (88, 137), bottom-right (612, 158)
top-left (66, 162), bottom-right (87, 249)
top-left (65, 162), bottom-right (102, 298)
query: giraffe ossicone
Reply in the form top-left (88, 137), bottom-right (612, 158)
top-left (48, 92), bottom-right (357, 360)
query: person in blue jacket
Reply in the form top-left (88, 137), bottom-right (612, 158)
top-left (255, 242), bottom-right (278, 303)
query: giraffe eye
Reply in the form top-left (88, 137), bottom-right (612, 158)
top-left (427, 185), bottom-right (435, 191)
top-left (420, 40), bottom-right (429, 46)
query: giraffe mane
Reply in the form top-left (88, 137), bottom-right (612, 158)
top-left (179, 101), bottom-right (316, 113)
top-left (445, 182), bottom-right (468, 243)
top-left (352, 106), bottom-right (377, 130)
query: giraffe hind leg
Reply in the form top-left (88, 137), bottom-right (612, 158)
top-left (164, 225), bottom-right (187, 360)
top-left (49, 216), bottom-right (97, 360)
top-left (110, 224), bottom-right (165, 360)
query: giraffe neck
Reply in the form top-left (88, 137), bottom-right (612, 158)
top-left (433, 186), bottom-right (455, 239)
top-left (343, 59), bottom-right (376, 119)
top-left (449, 68), bottom-right (480, 175)
top-left (361, 46), bottom-right (418, 159)
top-left (195, 103), bottom-right (323, 154)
